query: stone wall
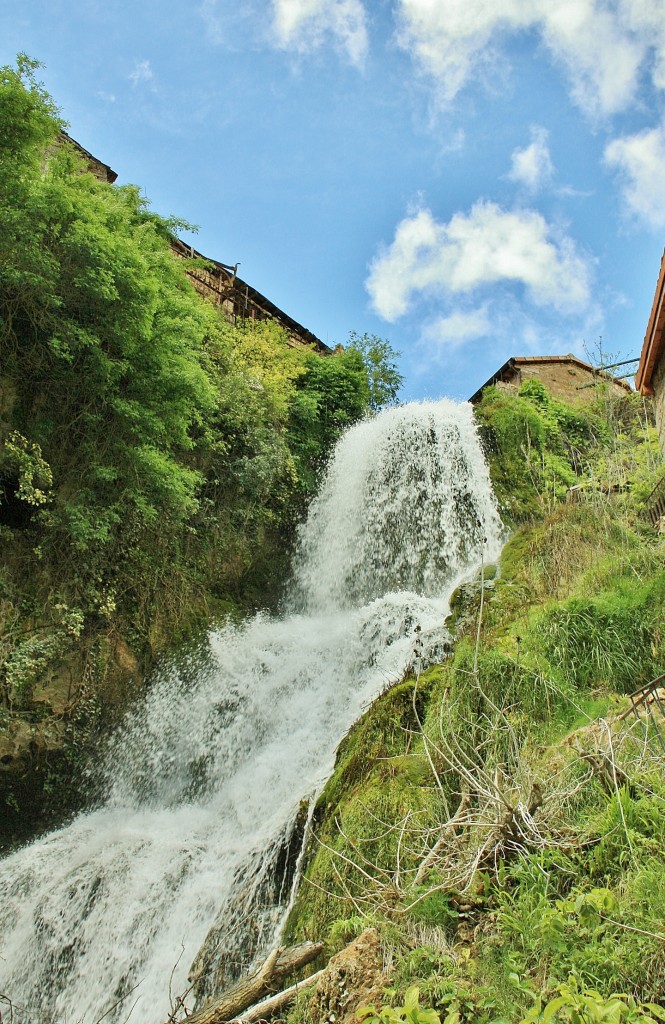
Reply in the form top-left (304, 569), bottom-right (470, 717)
top-left (56, 132), bottom-right (117, 183)
top-left (175, 253), bottom-right (255, 325)
top-left (501, 360), bottom-right (629, 406)
top-left (171, 240), bottom-right (329, 352)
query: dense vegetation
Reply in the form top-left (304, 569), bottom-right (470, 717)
top-left (282, 380), bottom-right (665, 1024)
top-left (3, 53), bottom-right (665, 1024)
top-left (0, 56), bottom-right (402, 843)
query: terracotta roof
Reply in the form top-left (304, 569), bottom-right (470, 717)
top-left (635, 250), bottom-right (665, 396)
top-left (469, 353), bottom-right (632, 404)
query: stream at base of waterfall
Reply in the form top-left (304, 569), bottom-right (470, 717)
top-left (0, 400), bottom-right (503, 1024)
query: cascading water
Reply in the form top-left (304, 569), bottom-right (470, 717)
top-left (0, 400), bottom-right (503, 1024)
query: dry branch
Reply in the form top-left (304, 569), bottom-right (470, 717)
top-left (414, 786), bottom-right (470, 887)
top-left (234, 968), bottom-right (326, 1023)
top-left (184, 941), bottom-right (323, 1024)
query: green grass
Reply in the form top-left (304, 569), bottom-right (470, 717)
top-left (283, 383), bottom-right (665, 1024)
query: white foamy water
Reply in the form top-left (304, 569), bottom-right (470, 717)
top-left (0, 400), bottom-right (502, 1023)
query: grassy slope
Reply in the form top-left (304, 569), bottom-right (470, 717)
top-left (282, 383), bottom-right (665, 1024)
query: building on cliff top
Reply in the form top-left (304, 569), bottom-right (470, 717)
top-left (170, 238), bottom-right (330, 353)
top-left (60, 132), bottom-right (329, 353)
top-left (636, 249), bottom-right (665, 453)
top-left (469, 353), bottom-right (632, 406)
top-left (60, 131), bottom-right (118, 184)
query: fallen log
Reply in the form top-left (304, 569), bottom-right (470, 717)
top-left (185, 941), bottom-right (324, 1024)
top-left (235, 968), bottom-right (326, 1023)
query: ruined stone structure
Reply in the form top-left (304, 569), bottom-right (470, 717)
top-left (59, 131), bottom-right (118, 184)
top-left (636, 250), bottom-right (665, 453)
top-left (170, 238), bottom-right (329, 353)
top-left (469, 354), bottom-right (632, 406)
top-left (60, 132), bottom-right (329, 353)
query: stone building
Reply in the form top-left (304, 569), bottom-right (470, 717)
top-left (170, 238), bottom-right (329, 353)
top-left (636, 250), bottom-right (665, 453)
top-left (59, 132), bottom-right (329, 353)
top-left (469, 354), bottom-right (632, 406)
top-left (59, 131), bottom-right (118, 183)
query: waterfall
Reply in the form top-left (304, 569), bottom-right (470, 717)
top-left (0, 400), bottom-right (502, 1024)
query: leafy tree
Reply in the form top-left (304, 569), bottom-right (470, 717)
top-left (2, 66), bottom-right (214, 496)
top-left (287, 346), bottom-right (370, 489)
top-left (346, 330), bottom-right (403, 411)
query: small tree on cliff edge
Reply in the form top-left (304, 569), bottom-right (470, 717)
top-left (346, 331), bottom-right (403, 412)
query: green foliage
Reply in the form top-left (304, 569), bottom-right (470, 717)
top-left (376, 972), bottom-right (520, 1024)
top-left (328, 915), bottom-right (367, 949)
top-left (1, 431), bottom-right (52, 506)
top-left (493, 786), bottom-right (665, 1003)
top-left (475, 382), bottom-right (610, 524)
top-left (346, 331), bottom-right (403, 412)
top-left (1, 63), bottom-right (216, 561)
top-left (359, 986), bottom-right (445, 1024)
top-left (287, 345), bottom-right (371, 489)
top-left (0, 54), bottom-right (62, 180)
top-left (587, 789), bottom-right (665, 879)
top-left (522, 977), bottom-right (665, 1024)
top-left (534, 573), bottom-right (665, 693)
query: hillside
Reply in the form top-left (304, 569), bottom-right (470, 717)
top-left (0, 58), bottom-right (401, 846)
top-left (278, 380), bottom-right (665, 1024)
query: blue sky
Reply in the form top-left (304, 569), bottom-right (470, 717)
top-left (2, 0), bottom-right (665, 401)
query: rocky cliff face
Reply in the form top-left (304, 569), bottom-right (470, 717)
top-left (0, 634), bottom-right (141, 849)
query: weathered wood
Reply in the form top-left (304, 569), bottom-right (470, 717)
top-left (185, 941), bottom-right (324, 1024)
top-left (235, 968), bottom-right (326, 1023)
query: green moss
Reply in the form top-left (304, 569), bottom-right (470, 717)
top-left (284, 382), bottom-right (665, 1024)
top-left (316, 676), bottom-right (436, 811)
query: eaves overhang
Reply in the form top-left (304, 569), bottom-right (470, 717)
top-left (468, 353), bottom-right (632, 404)
top-left (636, 249), bottom-right (665, 396)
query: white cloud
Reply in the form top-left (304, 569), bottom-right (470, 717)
top-left (415, 296), bottom-right (603, 367)
top-left (508, 126), bottom-right (554, 191)
top-left (395, 0), bottom-right (663, 117)
top-left (129, 60), bottom-right (154, 87)
top-left (200, 0), bottom-right (223, 43)
top-left (199, 0), bottom-right (262, 47)
top-left (199, 0), bottom-right (229, 44)
top-left (422, 307), bottom-right (491, 349)
top-left (604, 122), bottom-right (665, 228)
top-left (365, 201), bottom-right (592, 322)
top-left (620, 0), bottom-right (665, 90)
top-left (540, 0), bottom-right (644, 119)
top-left (395, 0), bottom-right (528, 105)
top-left (272, 0), bottom-right (368, 65)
